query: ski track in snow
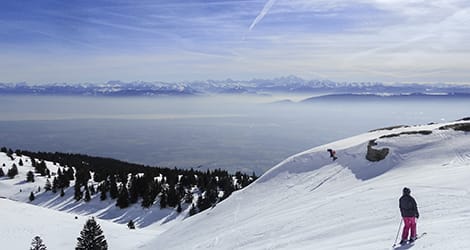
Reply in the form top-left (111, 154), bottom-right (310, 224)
top-left (436, 128), bottom-right (470, 165)
top-left (309, 165), bottom-right (345, 191)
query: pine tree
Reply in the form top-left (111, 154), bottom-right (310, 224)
top-left (184, 191), bottom-right (194, 204)
top-left (31, 158), bottom-right (37, 169)
top-left (220, 176), bottom-right (235, 200)
top-left (206, 188), bottom-right (218, 207)
top-left (176, 201), bottom-right (182, 213)
top-left (57, 167), bottom-right (63, 178)
top-left (159, 190), bottom-right (167, 209)
top-left (60, 188), bottom-right (65, 197)
top-left (76, 217), bottom-right (108, 250)
top-left (57, 168), bottom-right (64, 188)
top-left (127, 219), bottom-right (136, 229)
top-left (44, 179), bottom-right (52, 192)
top-left (89, 184), bottom-right (96, 195)
top-left (19, 158), bottom-right (24, 166)
top-left (30, 235), bottom-right (47, 250)
top-left (109, 176), bottom-right (118, 199)
top-left (0, 167), bottom-right (4, 177)
top-left (74, 183), bottom-right (82, 201)
top-left (52, 177), bottom-right (58, 193)
top-left (29, 191), bottom-right (35, 202)
top-left (189, 204), bottom-right (198, 216)
top-left (116, 185), bottom-right (130, 209)
top-left (197, 193), bottom-right (212, 212)
top-left (58, 168), bottom-right (71, 188)
top-left (251, 171), bottom-right (258, 181)
top-left (141, 193), bottom-right (152, 208)
top-left (7, 164), bottom-right (18, 178)
top-left (84, 186), bottom-right (91, 202)
top-left (141, 179), bottom-right (159, 208)
top-left (100, 188), bottom-right (107, 201)
top-left (66, 167), bottom-right (75, 181)
top-left (35, 160), bottom-right (48, 176)
top-left (93, 171), bottom-right (105, 183)
top-left (167, 184), bottom-right (178, 207)
top-left (128, 175), bottom-right (139, 204)
top-left (26, 171), bottom-right (34, 182)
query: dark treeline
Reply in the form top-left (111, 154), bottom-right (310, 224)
top-left (2, 147), bottom-right (257, 216)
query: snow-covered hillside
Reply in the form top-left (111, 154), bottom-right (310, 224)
top-left (0, 152), bottom-right (188, 249)
top-left (138, 120), bottom-right (470, 250)
top-left (0, 153), bottom-right (189, 229)
top-left (2, 119), bottom-right (470, 249)
top-left (0, 198), bottom-right (156, 249)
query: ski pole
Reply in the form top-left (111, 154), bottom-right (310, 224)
top-left (392, 218), bottom-right (403, 247)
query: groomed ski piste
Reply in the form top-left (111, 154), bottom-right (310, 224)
top-left (2, 119), bottom-right (470, 249)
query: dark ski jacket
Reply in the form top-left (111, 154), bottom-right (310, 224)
top-left (399, 194), bottom-right (419, 218)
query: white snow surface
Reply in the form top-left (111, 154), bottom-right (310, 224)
top-left (138, 120), bottom-right (470, 250)
top-left (2, 120), bottom-right (470, 249)
top-left (0, 198), bottom-right (156, 249)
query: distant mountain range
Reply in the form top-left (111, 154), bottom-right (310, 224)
top-left (302, 92), bottom-right (470, 102)
top-left (1, 75), bottom-right (470, 96)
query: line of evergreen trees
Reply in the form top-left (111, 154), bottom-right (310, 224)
top-left (7, 149), bottom-right (257, 215)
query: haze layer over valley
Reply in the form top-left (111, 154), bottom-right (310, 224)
top-left (2, 92), bottom-right (470, 174)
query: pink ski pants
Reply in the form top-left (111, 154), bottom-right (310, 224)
top-left (402, 217), bottom-right (417, 240)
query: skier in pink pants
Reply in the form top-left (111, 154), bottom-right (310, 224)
top-left (399, 187), bottom-right (419, 244)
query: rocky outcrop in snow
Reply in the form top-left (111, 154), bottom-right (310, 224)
top-left (366, 139), bottom-right (389, 162)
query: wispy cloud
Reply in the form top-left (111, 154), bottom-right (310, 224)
top-left (1, 0), bottom-right (470, 84)
top-left (249, 0), bottom-right (277, 31)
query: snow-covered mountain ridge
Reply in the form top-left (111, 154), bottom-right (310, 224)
top-left (302, 92), bottom-right (470, 102)
top-left (2, 76), bottom-right (470, 96)
top-left (138, 119), bottom-right (470, 250)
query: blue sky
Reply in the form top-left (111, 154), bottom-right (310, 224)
top-left (1, 0), bottom-right (470, 84)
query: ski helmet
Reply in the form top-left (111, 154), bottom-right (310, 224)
top-left (403, 187), bottom-right (411, 195)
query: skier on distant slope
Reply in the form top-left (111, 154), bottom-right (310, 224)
top-left (327, 149), bottom-right (337, 161)
top-left (399, 187), bottom-right (420, 244)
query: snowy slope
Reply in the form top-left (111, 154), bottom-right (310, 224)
top-left (2, 120), bottom-right (470, 249)
top-left (0, 153), bottom-right (187, 249)
top-left (0, 153), bottom-right (188, 231)
top-left (138, 120), bottom-right (470, 250)
top-left (0, 198), bottom-right (156, 249)
top-left (0, 154), bottom-right (60, 200)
